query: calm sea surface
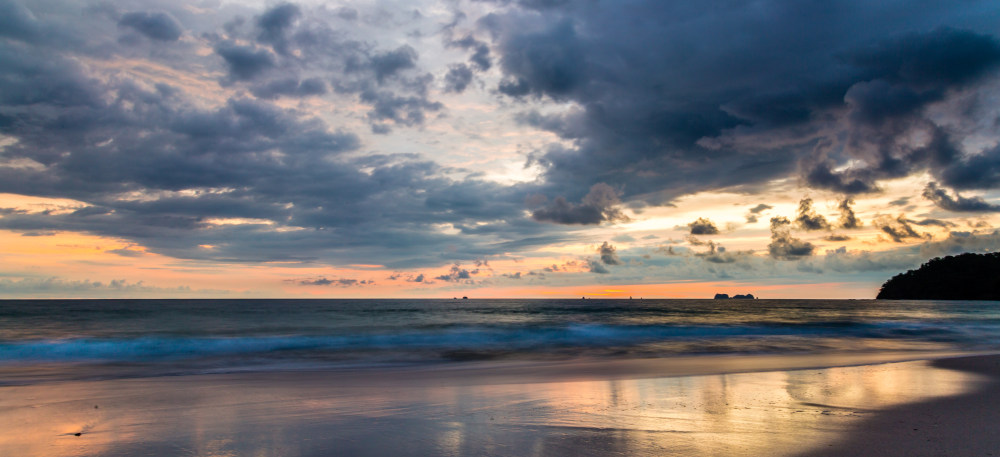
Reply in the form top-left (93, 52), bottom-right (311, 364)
top-left (2, 299), bottom-right (999, 382)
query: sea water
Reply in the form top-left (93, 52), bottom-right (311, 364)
top-left (2, 298), bottom-right (999, 383)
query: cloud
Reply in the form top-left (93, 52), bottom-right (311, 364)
top-left (838, 198), bottom-right (862, 229)
top-left (106, 247), bottom-right (145, 257)
top-left (250, 77), bottom-right (327, 99)
top-left (447, 34), bottom-right (492, 71)
top-left (0, 0), bottom-right (44, 43)
top-left (889, 197), bottom-right (910, 207)
top-left (688, 217), bottom-right (720, 235)
top-left (0, 276), bottom-right (225, 297)
top-left (745, 204), bottom-right (772, 223)
top-left (693, 242), bottom-right (752, 264)
top-left (360, 88), bottom-right (443, 132)
top-left (597, 241), bottom-right (621, 265)
top-left (0, 2), bottom-right (573, 272)
top-left (768, 216), bottom-right (814, 260)
top-left (483, 1), bottom-right (1000, 206)
top-left (444, 63), bottom-right (474, 93)
top-left (919, 230), bottom-right (1000, 258)
top-left (296, 277), bottom-right (374, 286)
top-left (795, 198), bottom-right (831, 231)
top-left (215, 42), bottom-right (276, 81)
top-left (922, 182), bottom-right (1000, 212)
top-left (912, 218), bottom-right (956, 228)
top-left (824, 234), bottom-right (852, 242)
top-left (802, 28), bottom-right (1000, 194)
top-left (873, 215), bottom-right (929, 242)
top-left (4, 0), bottom-right (1000, 293)
top-left (588, 259), bottom-right (609, 274)
top-left (118, 11), bottom-right (183, 41)
top-left (530, 183), bottom-right (628, 225)
top-left (210, 2), bottom-right (445, 132)
top-left (369, 45), bottom-right (419, 83)
top-left (256, 3), bottom-right (300, 54)
top-left (656, 245), bottom-right (682, 256)
top-left (435, 264), bottom-right (474, 282)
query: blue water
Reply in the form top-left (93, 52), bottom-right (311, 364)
top-left (2, 299), bottom-right (999, 380)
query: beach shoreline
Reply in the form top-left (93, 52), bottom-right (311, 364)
top-left (2, 352), bottom-right (998, 456)
top-left (797, 354), bottom-right (1000, 456)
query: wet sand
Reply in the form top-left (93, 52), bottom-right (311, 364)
top-left (1, 352), bottom-right (997, 456)
top-left (797, 355), bottom-right (1000, 457)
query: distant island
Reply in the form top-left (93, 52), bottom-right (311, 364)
top-left (714, 293), bottom-right (756, 299)
top-left (877, 252), bottom-right (1000, 300)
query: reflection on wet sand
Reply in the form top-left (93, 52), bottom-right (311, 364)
top-left (0, 358), bottom-right (983, 457)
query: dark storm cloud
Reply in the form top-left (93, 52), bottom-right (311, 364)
top-left (805, 28), bottom-right (1000, 194)
top-left (530, 183), bottom-right (627, 225)
top-left (215, 42), bottom-right (276, 81)
top-left (745, 204), bottom-right (772, 223)
top-left (336, 7), bottom-right (359, 21)
top-left (435, 264), bottom-right (474, 282)
top-left (768, 217), bottom-right (814, 260)
top-left (497, 21), bottom-right (584, 98)
top-left (360, 88), bottom-right (443, 132)
top-left (118, 12), bottom-right (183, 41)
top-left (6, 0), bottom-right (1000, 280)
top-left (0, 0), bottom-right (43, 42)
top-left (850, 27), bottom-right (1000, 87)
top-left (476, 0), bottom-right (573, 10)
top-left (444, 33), bottom-right (493, 71)
top-left (250, 77), bottom-right (327, 99)
top-left (444, 64), bottom-right (474, 93)
top-left (587, 259), bottom-right (609, 274)
top-left (368, 45), bottom-right (419, 83)
top-left (795, 198), bottom-right (830, 231)
top-left (838, 198), bottom-right (862, 229)
top-left (207, 3), bottom-right (442, 132)
top-left (922, 182), bottom-right (1000, 212)
top-left (484, 1), bottom-right (1000, 204)
top-left (256, 3), bottom-right (300, 54)
top-left (597, 241), bottom-right (621, 265)
top-left (688, 218), bottom-right (719, 235)
top-left (873, 215), bottom-right (929, 243)
top-left (0, 3), bottom-right (562, 270)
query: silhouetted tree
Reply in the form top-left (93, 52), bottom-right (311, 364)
top-left (877, 252), bottom-right (1000, 300)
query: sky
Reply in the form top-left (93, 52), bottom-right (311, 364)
top-left (2, 0), bottom-right (1000, 299)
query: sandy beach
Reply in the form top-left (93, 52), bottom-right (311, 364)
top-left (2, 352), bottom-right (998, 456)
top-left (798, 355), bottom-right (1000, 457)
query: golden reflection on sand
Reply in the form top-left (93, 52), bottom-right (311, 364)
top-left (0, 359), bottom-right (983, 457)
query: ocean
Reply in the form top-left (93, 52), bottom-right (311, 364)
top-left (2, 298), bottom-right (999, 384)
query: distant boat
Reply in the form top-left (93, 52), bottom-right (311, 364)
top-left (462, 296), bottom-right (468, 300)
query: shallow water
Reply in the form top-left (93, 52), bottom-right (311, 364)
top-left (2, 298), bottom-right (1000, 381)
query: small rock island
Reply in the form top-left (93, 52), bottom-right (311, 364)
top-left (714, 293), bottom-right (756, 299)
top-left (877, 252), bottom-right (1000, 300)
